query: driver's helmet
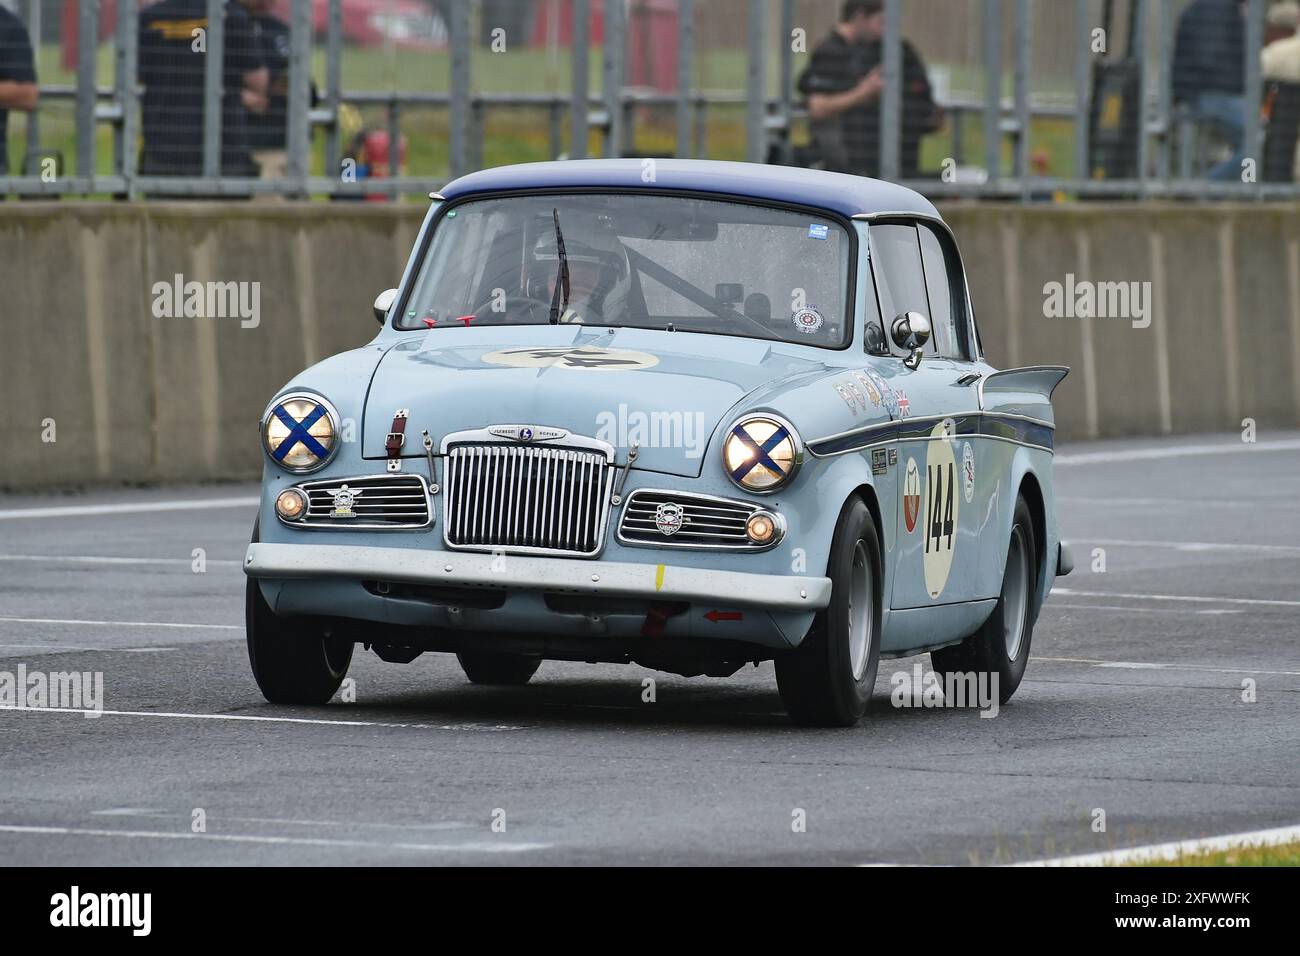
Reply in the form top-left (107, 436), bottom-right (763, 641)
top-left (529, 214), bottom-right (631, 323)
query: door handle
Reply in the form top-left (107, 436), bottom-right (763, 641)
top-left (954, 372), bottom-right (983, 387)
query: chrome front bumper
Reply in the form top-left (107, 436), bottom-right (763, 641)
top-left (243, 542), bottom-right (831, 612)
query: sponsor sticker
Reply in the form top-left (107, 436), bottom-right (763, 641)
top-left (855, 370), bottom-right (882, 407)
top-left (962, 442), bottom-right (976, 504)
top-left (808, 223), bottom-right (830, 240)
top-left (871, 448), bottom-right (888, 476)
top-left (793, 307), bottom-right (824, 334)
top-left (903, 457), bottom-right (922, 534)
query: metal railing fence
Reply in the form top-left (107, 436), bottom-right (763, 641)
top-left (0, 0), bottom-right (1296, 200)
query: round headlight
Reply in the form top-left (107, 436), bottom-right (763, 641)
top-left (262, 394), bottom-right (339, 473)
top-left (723, 415), bottom-right (802, 493)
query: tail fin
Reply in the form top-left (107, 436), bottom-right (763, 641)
top-left (981, 365), bottom-right (1069, 425)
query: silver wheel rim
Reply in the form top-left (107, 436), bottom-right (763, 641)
top-left (847, 541), bottom-right (873, 681)
top-left (1003, 525), bottom-right (1030, 662)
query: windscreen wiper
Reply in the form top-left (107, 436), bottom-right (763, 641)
top-left (547, 208), bottom-right (570, 325)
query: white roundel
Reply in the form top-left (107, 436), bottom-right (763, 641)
top-left (961, 442), bottom-right (976, 504)
top-left (923, 422), bottom-right (960, 599)
top-left (483, 346), bottom-right (659, 370)
top-left (792, 307), bottom-right (824, 334)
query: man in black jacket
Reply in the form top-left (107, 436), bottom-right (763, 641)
top-left (1172, 0), bottom-right (1248, 181)
top-left (138, 0), bottom-right (268, 177)
top-left (796, 0), bottom-right (940, 179)
top-left (0, 5), bottom-right (38, 176)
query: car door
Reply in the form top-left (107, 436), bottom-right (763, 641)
top-left (866, 219), bottom-right (988, 609)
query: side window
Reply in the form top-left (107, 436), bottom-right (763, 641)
top-left (867, 223), bottom-right (930, 357)
top-left (918, 224), bottom-right (967, 360)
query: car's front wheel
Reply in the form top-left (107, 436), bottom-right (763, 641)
top-left (246, 579), bottom-right (354, 704)
top-left (930, 493), bottom-right (1038, 704)
top-left (457, 651), bottom-right (541, 686)
top-left (775, 496), bottom-right (882, 727)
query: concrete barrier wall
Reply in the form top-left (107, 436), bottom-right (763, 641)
top-left (1, 202), bottom-right (1297, 491)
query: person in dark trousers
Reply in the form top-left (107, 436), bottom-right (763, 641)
top-left (796, 0), bottom-right (940, 179)
top-left (1173, 0), bottom-right (1248, 181)
top-left (243, 0), bottom-right (297, 179)
top-left (138, 0), bottom-right (269, 178)
top-left (0, 5), bottom-right (38, 176)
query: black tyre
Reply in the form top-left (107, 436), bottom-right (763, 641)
top-left (457, 651), bottom-right (541, 686)
top-left (246, 578), bottom-right (354, 704)
top-left (931, 493), bottom-right (1038, 705)
top-left (775, 496), bottom-right (883, 727)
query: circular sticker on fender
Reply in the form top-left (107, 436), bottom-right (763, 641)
top-left (923, 422), bottom-right (960, 599)
top-left (961, 442), bottom-right (976, 504)
top-left (483, 346), bottom-right (659, 370)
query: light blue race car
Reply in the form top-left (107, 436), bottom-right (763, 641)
top-left (244, 159), bottom-right (1072, 727)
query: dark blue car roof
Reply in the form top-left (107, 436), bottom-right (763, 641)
top-left (438, 159), bottom-right (939, 220)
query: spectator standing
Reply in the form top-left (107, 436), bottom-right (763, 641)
top-left (138, 0), bottom-right (269, 177)
top-left (243, 0), bottom-right (317, 180)
top-left (1172, 0), bottom-right (1248, 181)
top-left (796, 0), bottom-right (940, 179)
top-left (1262, 0), bottom-right (1300, 180)
top-left (0, 4), bottom-right (38, 176)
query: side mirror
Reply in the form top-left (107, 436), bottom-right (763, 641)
top-left (891, 311), bottom-right (931, 369)
top-left (373, 288), bottom-right (398, 325)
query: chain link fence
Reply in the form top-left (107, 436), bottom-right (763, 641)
top-left (0, 0), bottom-right (1296, 199)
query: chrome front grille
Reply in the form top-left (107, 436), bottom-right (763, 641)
top-left (297, 474), bottom-right (432, 529)
top-left (443, 441), bottom-right (614, 556)
top-left (618, 489), bottom-right (771, 550)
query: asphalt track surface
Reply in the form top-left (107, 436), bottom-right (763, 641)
top-left (0, 432), bottom-right (1297, 866)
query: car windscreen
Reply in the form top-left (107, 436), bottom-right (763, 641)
top-left (397, 193), bottom-right (852, 349)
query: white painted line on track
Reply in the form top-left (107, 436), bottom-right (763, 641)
top-left (0, 704), bottom-right (526, 732)
top-left (92, 809), bottom-right (475, 832)
top-left (0, 553), bottom-right (242, 567)
top-left (1073, 538), bottom-right (1300, 555)
top-left (1055, 438), bottom-right (1300, 466)
top-left (1044, 602), bottom-right (1241, 616)
top-left (1052, 587), bottom-right (1300, 608)
top-left (0, 497), bottom-right (259, 521)
top-left (1015, 823), bottom-right (1300, 866)
top-left (1058, 496), bottom-right (1250, 508)
top-left (1034, 656), bottom-right (1300, 677)
top-left (0, 824), bottom-right (549, 854)
top-left (0, 643), bottom-right (177, 654)
top-left (0, 617), bottom-right (240, 631)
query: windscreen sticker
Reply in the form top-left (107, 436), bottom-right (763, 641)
top-left (808, 223), bottom-right (830, 240)
top-left (483, 347), bottom-right (659, 370)
top-left (793, 307), bottom-right (824, 334)
top-left (923, 422), bottom-right (960, 599)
